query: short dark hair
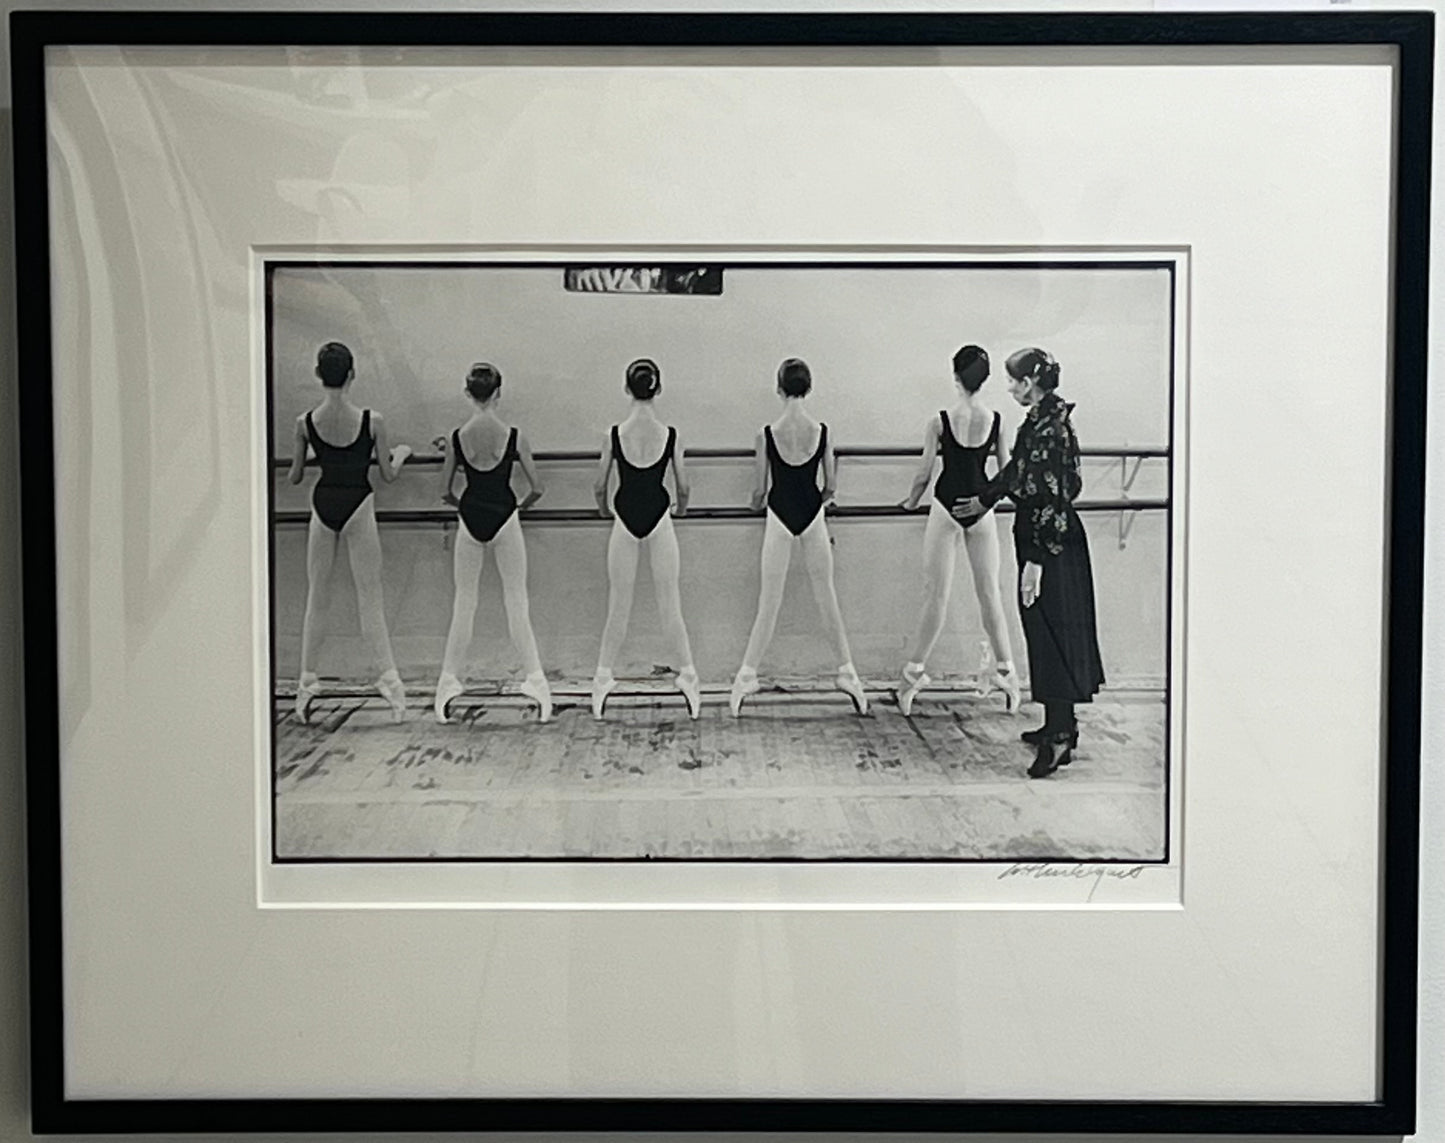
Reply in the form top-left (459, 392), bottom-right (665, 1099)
top-left (952, 345), bottom-right (990, 393)
top-left (316, 342), bottom-right (353, 388)
top-left (625, 358), bottom-right (661, 401)
top-left (465, 362), bottom-right (502, 402)
top-left (777, 358), bottom-right (812, 398)
top-left (1005, 347), bottom-right (1061, 392)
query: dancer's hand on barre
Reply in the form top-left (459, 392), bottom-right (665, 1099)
top-left (1020, 562), bottom-right (1044, 608)
top-left (389, 444), bottom-right (413, 468)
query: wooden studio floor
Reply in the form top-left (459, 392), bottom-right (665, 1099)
top-left (273, 680), bottom-right (1167, 862)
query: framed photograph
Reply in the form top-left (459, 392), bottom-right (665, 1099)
top-left (13, 9), bottom-right (1429, 1135)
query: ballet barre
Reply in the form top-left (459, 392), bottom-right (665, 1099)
top-left (271, 444), bottom-right (1169, 468)
top-left (272, 498), bottom-right (1168, 527)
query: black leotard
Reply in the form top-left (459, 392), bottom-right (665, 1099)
top-left (612, 424), bottom-right (675, 539)
top-left (934, 409), bottom-right (1000, 529)
top-left (307, 408), bottom-right (373, 533)
top-left (765, 423), bottom-right (827, 536)
top-left (454, 426), bottom-right (518, 543)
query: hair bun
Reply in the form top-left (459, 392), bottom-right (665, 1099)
top-left (625, 358), bottom-right (662, 399)
top-left (777, 357), bottom-right (813, 398)
top-left (465, 362), bottom-right (503, 402)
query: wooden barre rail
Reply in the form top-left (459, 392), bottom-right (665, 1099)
top-left (272, 444), bottom-right (1169, 468)
top-left (273, 499), bottom-right (1168, 526)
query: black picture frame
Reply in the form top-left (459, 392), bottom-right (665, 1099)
top-left (12, 9), bottom-right (1430, 1136)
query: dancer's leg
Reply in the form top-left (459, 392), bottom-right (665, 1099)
top-left (299, 511), bottom-right (339, 678)
top-left (646, 516), bottom-right (695, 671)
top-left (489, 514), bottom-right (551, 721)
top-left (739, 513), bottom-right (794, 673)
top-left (489, 513), bottom-right (544, 677)
top-left (904, 502), bottom-right (960, 667)
top-left (596, 520), bottom-right (639, 677)
top-left (799, 514), bottom-right (854, 668)
top-left (961, 512), bottom-right (1015, 667)
top-left (648, 516), bottom-right (701, 716)
top-left (440, 525), bottom-right (488, 681)
top-left (343, 499), bottom-right (399, 677)
top-left (800, 514), bottom-right (868, 713)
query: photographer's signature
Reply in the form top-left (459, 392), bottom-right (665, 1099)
top-left (997, 862), bottom-right (1148, 902)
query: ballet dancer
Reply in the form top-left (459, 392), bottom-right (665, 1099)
top-left (896, 345), bottom-right (1021, 716)
top-left (591, 358), bottom-right (702, 720)
top-left (956, 348), bottom-right (1106, 777)
top-left (729, 358), bottom-right (868, 717)
top-left (287, 341), bottom-right (413, 723)
top-left (433, 363), bottom-right (552, 724)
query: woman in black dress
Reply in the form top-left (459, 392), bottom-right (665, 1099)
top-left (956, 348), bottom-right (1105, 778)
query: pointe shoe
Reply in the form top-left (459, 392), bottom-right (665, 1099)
top-left (676, 669), bottom-right (702, 720)
top-left (521, 672), bottom-right (553, 724)
top-left (896, 662), bottom-right (930, 717)
top-left (295, 673), bottom-right (321, 724)
top-left (591, 673), bottom-right (616, 720)
top-left (991, 665), bottom-right (1022, 713)
top-left (434, 673), bottom-right (464, 724)
top-left (977, 649), bottom-right (1021, 713)
top-left (377, 670), bottom-right (407, 723)
top-left (729, 669), bottom-right (760, 717)
top-left (835, 666), bottom-right (869, 715)
top-left (1027, 732), bottom-right (1074, 779)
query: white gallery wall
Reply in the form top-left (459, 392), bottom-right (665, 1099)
top-left (0, 4), bottom-right (1441, 1143)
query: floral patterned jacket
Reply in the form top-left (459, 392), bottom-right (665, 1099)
top-left (978, 392), bottom-right (1083, 564)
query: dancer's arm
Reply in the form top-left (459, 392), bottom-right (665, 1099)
top-left (900, 416), bottom-right (939, 510)
top-left (287, 416), bottom-right (309, 485)
top-left (593, 429), bottom-right (615, 517)
top-left (515, 431), bottom-right (545, 510)
top-left (748, 428), bottom-right (768, 513)
top-left (437, 434), bottom-right (460, 507)
top-left (993, 414), bottom-right (1011, 476)
top-left (821, 428), bottom-right (839, 511)
top-left (670, 429), bottom-right (691, 515)
top-left (372, 413), bottom-right (411, 483)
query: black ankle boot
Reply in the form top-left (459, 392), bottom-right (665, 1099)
top-left (1021, 724), bottom-right (1079, 749)
top-left (1027, 731), bottom-right (1074, 779)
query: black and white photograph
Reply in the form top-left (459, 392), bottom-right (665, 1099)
top-left (19, 12), bottom-right (1425, 1130)
top-left (269, 257), bottom-right (1177, 863)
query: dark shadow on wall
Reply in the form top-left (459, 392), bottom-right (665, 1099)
top-left (0, 105), bottom-right (36, 1143)
top-left (42, 99), bottom-right (91, 749)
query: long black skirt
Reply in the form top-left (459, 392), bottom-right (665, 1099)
top-left (1015, 516), bottom-right (1106, 704)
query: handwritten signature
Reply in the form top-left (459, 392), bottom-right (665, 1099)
top-left (997, 862), bottom-right (1148, 902)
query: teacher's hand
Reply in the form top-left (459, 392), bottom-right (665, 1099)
top-left (1020, 562), bottom-right (1043, 608)
top-left (952, 496), bottom-right (985, 521)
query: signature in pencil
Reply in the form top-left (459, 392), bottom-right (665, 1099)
top-left (997, 862), bottom-right (1148, 902)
